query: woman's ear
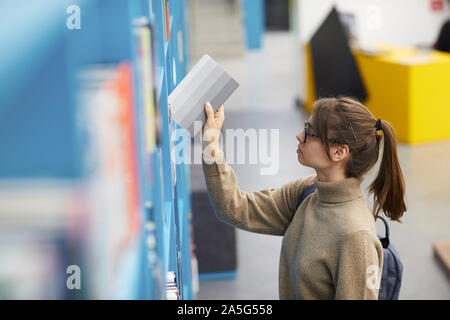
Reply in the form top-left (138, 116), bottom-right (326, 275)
top-left (331, 144), bottom-right (350, 162)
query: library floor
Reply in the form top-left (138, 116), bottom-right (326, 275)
top-left (195, 32), bottom-right (450, 300)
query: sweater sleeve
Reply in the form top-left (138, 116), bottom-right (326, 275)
top-left (334, 230), bottom-right (384, 300)
top-left (202, 150), bottom-right (316, 236)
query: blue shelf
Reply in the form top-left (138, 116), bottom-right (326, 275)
top-left (146, 0), bottom-right (193, 300)
top-left (199, 271), bottom-right (238, 281)
top-left (1, 0), bottom-right (194, 300)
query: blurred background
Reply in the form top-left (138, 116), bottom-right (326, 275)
top-left (0, 0), bottom-right (449, 300)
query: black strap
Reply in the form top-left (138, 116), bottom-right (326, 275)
top-left (296, 184), bottom-right (317, 209)
top-left (377, 215), bottom-right (390, 248)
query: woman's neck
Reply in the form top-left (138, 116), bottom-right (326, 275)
top-left (315, 168), bottom-right (347, 182)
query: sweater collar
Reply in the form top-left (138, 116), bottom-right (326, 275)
top-left (314, 175), bottom-right (364, 203)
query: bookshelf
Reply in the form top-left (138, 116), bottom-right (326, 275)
top-left (126, 0), bottom-right (195, 300)
top-left (1, 0), bottom-right (194, 300)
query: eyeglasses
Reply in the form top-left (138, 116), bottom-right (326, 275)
top-left (304, 121), bottom-right (345, 144)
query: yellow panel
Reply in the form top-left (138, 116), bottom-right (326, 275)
top-left (354, 53), bottom-right (411, 143)
top-left (355, 48), bottom-right (450, 144)
top-left (409, 61), bottom-right (450, 144)
top-left (304, 43), bottom-right (315, 115)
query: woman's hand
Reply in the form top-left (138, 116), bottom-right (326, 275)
top-left (201, 102), bottom-right (225, 161)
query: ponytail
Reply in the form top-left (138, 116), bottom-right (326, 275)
top-left (368, 120), bottom-right (407, 222)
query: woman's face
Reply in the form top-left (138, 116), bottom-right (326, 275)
top-left (296, 118), bottom-right (334, 170)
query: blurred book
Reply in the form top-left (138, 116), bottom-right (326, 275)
top-left (133, 18), bottom-right (162, 186)
top-left (133, 18), bottom-right (159, 153)
top-left (76, 62), bottom-right (142, 299)
top-left (163, 0), bottom-right (171, 42)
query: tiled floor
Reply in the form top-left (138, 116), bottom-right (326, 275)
top-left (195, 32), bottom-right (450, 300)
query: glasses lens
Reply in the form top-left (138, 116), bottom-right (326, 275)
top-left (304, 121), bottom-right (314, 142)
top-left (304, 121), bottom-right (308, 143)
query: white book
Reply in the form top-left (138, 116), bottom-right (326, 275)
top-left (168, 54), bottom-right (239, 137)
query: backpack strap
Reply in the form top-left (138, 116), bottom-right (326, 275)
top-left (296, 184), bottom-right (317, 209)
top-left (377, 215), bottom-right (390, 249)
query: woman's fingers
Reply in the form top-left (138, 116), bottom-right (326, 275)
top-left (214, 105), bottom-right (225, 128)
top-left (216, 105), bottom-right (224, 118)
top-left (204, 102), bottom-right (214, 123)
top-left (204, 102), bottom-right (225, 131)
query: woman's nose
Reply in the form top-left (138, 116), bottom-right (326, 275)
top-left (297, 132), bottom-right (305, 143)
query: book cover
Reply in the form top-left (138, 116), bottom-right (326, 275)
top-left (168, 55), bottom-right (239, 137)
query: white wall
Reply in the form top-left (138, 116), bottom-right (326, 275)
top-left (292, 0), bottom-right (450, 99)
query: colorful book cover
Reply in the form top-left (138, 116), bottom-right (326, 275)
top-left (117, 62), bottom-right (140, 242)
top-left (163, 0), bottom-right (171, 42)
top-left (133, 19), bottom-right (161, 187)
top-left (135, 24), bottom-right (157, 154)
top-left (76, 65), bottom-right (132, 298)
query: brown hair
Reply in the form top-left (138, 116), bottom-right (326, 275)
top-left (310, 96), bottom-right (406, 222)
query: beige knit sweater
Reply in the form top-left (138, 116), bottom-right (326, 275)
top-left (202, 151), bottom-right (384, 300)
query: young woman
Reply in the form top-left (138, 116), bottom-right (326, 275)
top-left (200, 97), bottom-right (407, 300)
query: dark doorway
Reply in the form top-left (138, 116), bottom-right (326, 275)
top-left (265, 0), bottom-right (290, 31)
top-left (310, 7), bottom-right (367, 102)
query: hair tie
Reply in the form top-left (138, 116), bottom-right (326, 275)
top-left (375, 119), bottom-right (382, 131)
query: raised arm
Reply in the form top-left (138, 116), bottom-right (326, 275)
top-left (200, 102), bottom-right (315, 235)
top-left (202, 150), bottom-right (316, 235)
